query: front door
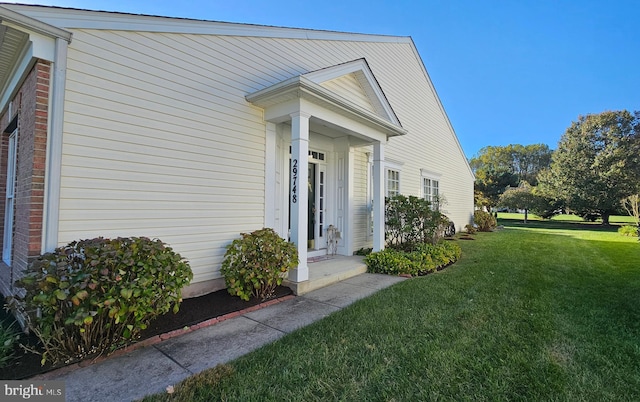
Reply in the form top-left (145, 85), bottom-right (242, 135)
top-left (287, 147), bottom-right (328, 256)
top-left (307, 160), bottom-right (327, 251)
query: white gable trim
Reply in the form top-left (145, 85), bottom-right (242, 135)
top-left (3, 4), bottom-right (412, 44)
top-left (0, 5), bottom-right (72, 41)
top-left (304, 59), bottom-right (400, 126)
top-left (246, 75), bottom-right (406, 140)
top-left (407, 38), bottom-right (474, 179)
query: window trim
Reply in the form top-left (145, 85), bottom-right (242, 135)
top-left (420, 169), bottom-right (442, 209)
top-left (385, 160), bottom-right (403, 198)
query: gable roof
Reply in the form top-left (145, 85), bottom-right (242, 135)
top-left (0, 3), bottom-right (474, 178)
top-left (0, 3), bottom-right (411, 43)
top-left (245, 67), bottom-right (407, 140)
top-left (303, 58), bottom-right (401, 127)
top-left (0, 5), bottom-right (72, 113)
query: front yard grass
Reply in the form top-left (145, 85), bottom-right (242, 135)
top-left (144, 220), bottom-right (640, 401)
top-left (498, 212), bottom-right (637, 225)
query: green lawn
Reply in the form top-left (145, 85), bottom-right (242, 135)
top-left (498, 212), bottom-right (637, 225)
top-left (144, 220), bottom-right (640, 401)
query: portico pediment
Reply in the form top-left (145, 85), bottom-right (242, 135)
top-left (303, 58), bottom-right (401, 127)
top-left (246, 58), bottom-right (406, 142)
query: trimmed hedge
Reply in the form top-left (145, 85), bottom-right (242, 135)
top-left (364, 241), bottom-right (461, 277)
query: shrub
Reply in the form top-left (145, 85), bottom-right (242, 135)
top-left (364, 249), bottom-right (414, 276)
top-left (354, 247), bottom-right (373, 256)
top-left (364, 242), bottom-right (461, 276)
top-left (474, 210), bottom-right (497, 232)
top-left (10, 237), bottom-right (192, 365)
top-left (385, 195), bottom-right (448, 251)
top-left (0, 319), bottom-right (18, 368)
top-left (464, 224), bottom-right (477, 234)
top-left (221, 228), bottom-right (298, 302)
top-left (618, 225), bottom-right (639, 237)
top-left (412, 242), bottom-right (461, 273)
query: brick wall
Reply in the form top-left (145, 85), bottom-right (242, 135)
top-left (0, 60), bottom-right (50, 296)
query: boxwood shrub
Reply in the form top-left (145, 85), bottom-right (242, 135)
top-left (10, 237), bottom-right (192, 365)
top-left (364, 241), bottom-right (461, 277)
top-left (618, 225), bottom-right (639, 237)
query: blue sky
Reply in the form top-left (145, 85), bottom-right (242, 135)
top-left (5, 0), bottom-right (639, 158)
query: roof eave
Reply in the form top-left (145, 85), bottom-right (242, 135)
top-left (0, 5), bottom-right (72, 42)
top-left (246, 76), bottom-right (406, 138)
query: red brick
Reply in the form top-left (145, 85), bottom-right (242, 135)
top-left (159, 327), bottom-right (190, 341)
top-left (219, 310), bottom-right (243, 320)
top-left (0, 60), bottom-right (49, 285)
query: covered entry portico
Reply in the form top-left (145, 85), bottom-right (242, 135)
top-left (246, 60), bottom-right (406, 293)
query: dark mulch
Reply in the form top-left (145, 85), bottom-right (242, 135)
top-left (0, 286), bottom-right (292, 380)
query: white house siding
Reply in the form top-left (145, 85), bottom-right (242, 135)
top-left (54, 25), bottom-right (473, 288)
top-left (352, 147), bottom-right (371, 252)
top-left (319, 73), bottom-right (378, 116)
top-left (59, 29), bottom-right (269, 285)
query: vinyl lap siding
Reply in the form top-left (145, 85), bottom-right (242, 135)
top-left (352, 148), bottom-right (371, 252)
top-left (59, 27), bottom-right (474, 286)
top-left (320, 73), bottom-right (377, 115)
top-left (60, 30), bottom-right (267, 284)
top-left (228, 37), bottom-right (473, 232)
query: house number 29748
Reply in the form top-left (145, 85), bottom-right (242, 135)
top-left (291, 159), bottom-right (298, 203)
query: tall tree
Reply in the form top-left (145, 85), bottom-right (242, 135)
top-left (499, 182), bottom-right (538, 223)
top-left (621, 194), bottom-right (640, 226)
top-left (470, 144), bottom-right (552, 210)
top-left (538, 110), bottom-right (640, 224)
top-left (513, 144), bottom-right (553, 185)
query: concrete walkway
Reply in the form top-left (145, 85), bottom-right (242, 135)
top-left (36, 273), bottom-right (406, 402)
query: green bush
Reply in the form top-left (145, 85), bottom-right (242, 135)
top-left (10, 237), bottom-right (192, 365)
top-left (464, 224), bottom-right (477, 234)
top-left (0, 319), bottom-right (18, 368)
top-left (474, 210), bottom-right (497, 232)
top-left (385, 195), bottom-right (449, 251)
top-left (221, 228), bottom-right (298, 302)
top-left (364, 249), bottom-right (415, 276)
top-left (411, 242), bottom-right (461, 273)
top-left (354, 247), bottom-right (373, 256)
top-left (618, 225), bottom-right (639, 237)
top-left (364, 242), bottom-right (461, 276)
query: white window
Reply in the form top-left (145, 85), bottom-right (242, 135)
top-left (3, 129), bottom-right (18, 265)
top-left (423, 177), bottom-right (439, 204)
top-left (421, 169), bottom-right (442, 210)
top-left (387, 169), bottom-right (400, 197)
top-left (385, 160), bottom-right (403, 198)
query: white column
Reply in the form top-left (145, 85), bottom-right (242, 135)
top-left (288, 111), bottom-right (310, 282)
top-left (43, 37), bottom-right (69, 253)
top-left (373, 141), bottom-right (385, 251)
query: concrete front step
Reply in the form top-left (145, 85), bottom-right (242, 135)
top-left (284, 255), bottom-right (367, 295)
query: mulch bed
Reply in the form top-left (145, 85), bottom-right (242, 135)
top-left (0, 286), bottom-right (292, 380)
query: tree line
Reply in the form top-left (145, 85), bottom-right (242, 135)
top-left (470, 110), bottom-right (640, 225)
